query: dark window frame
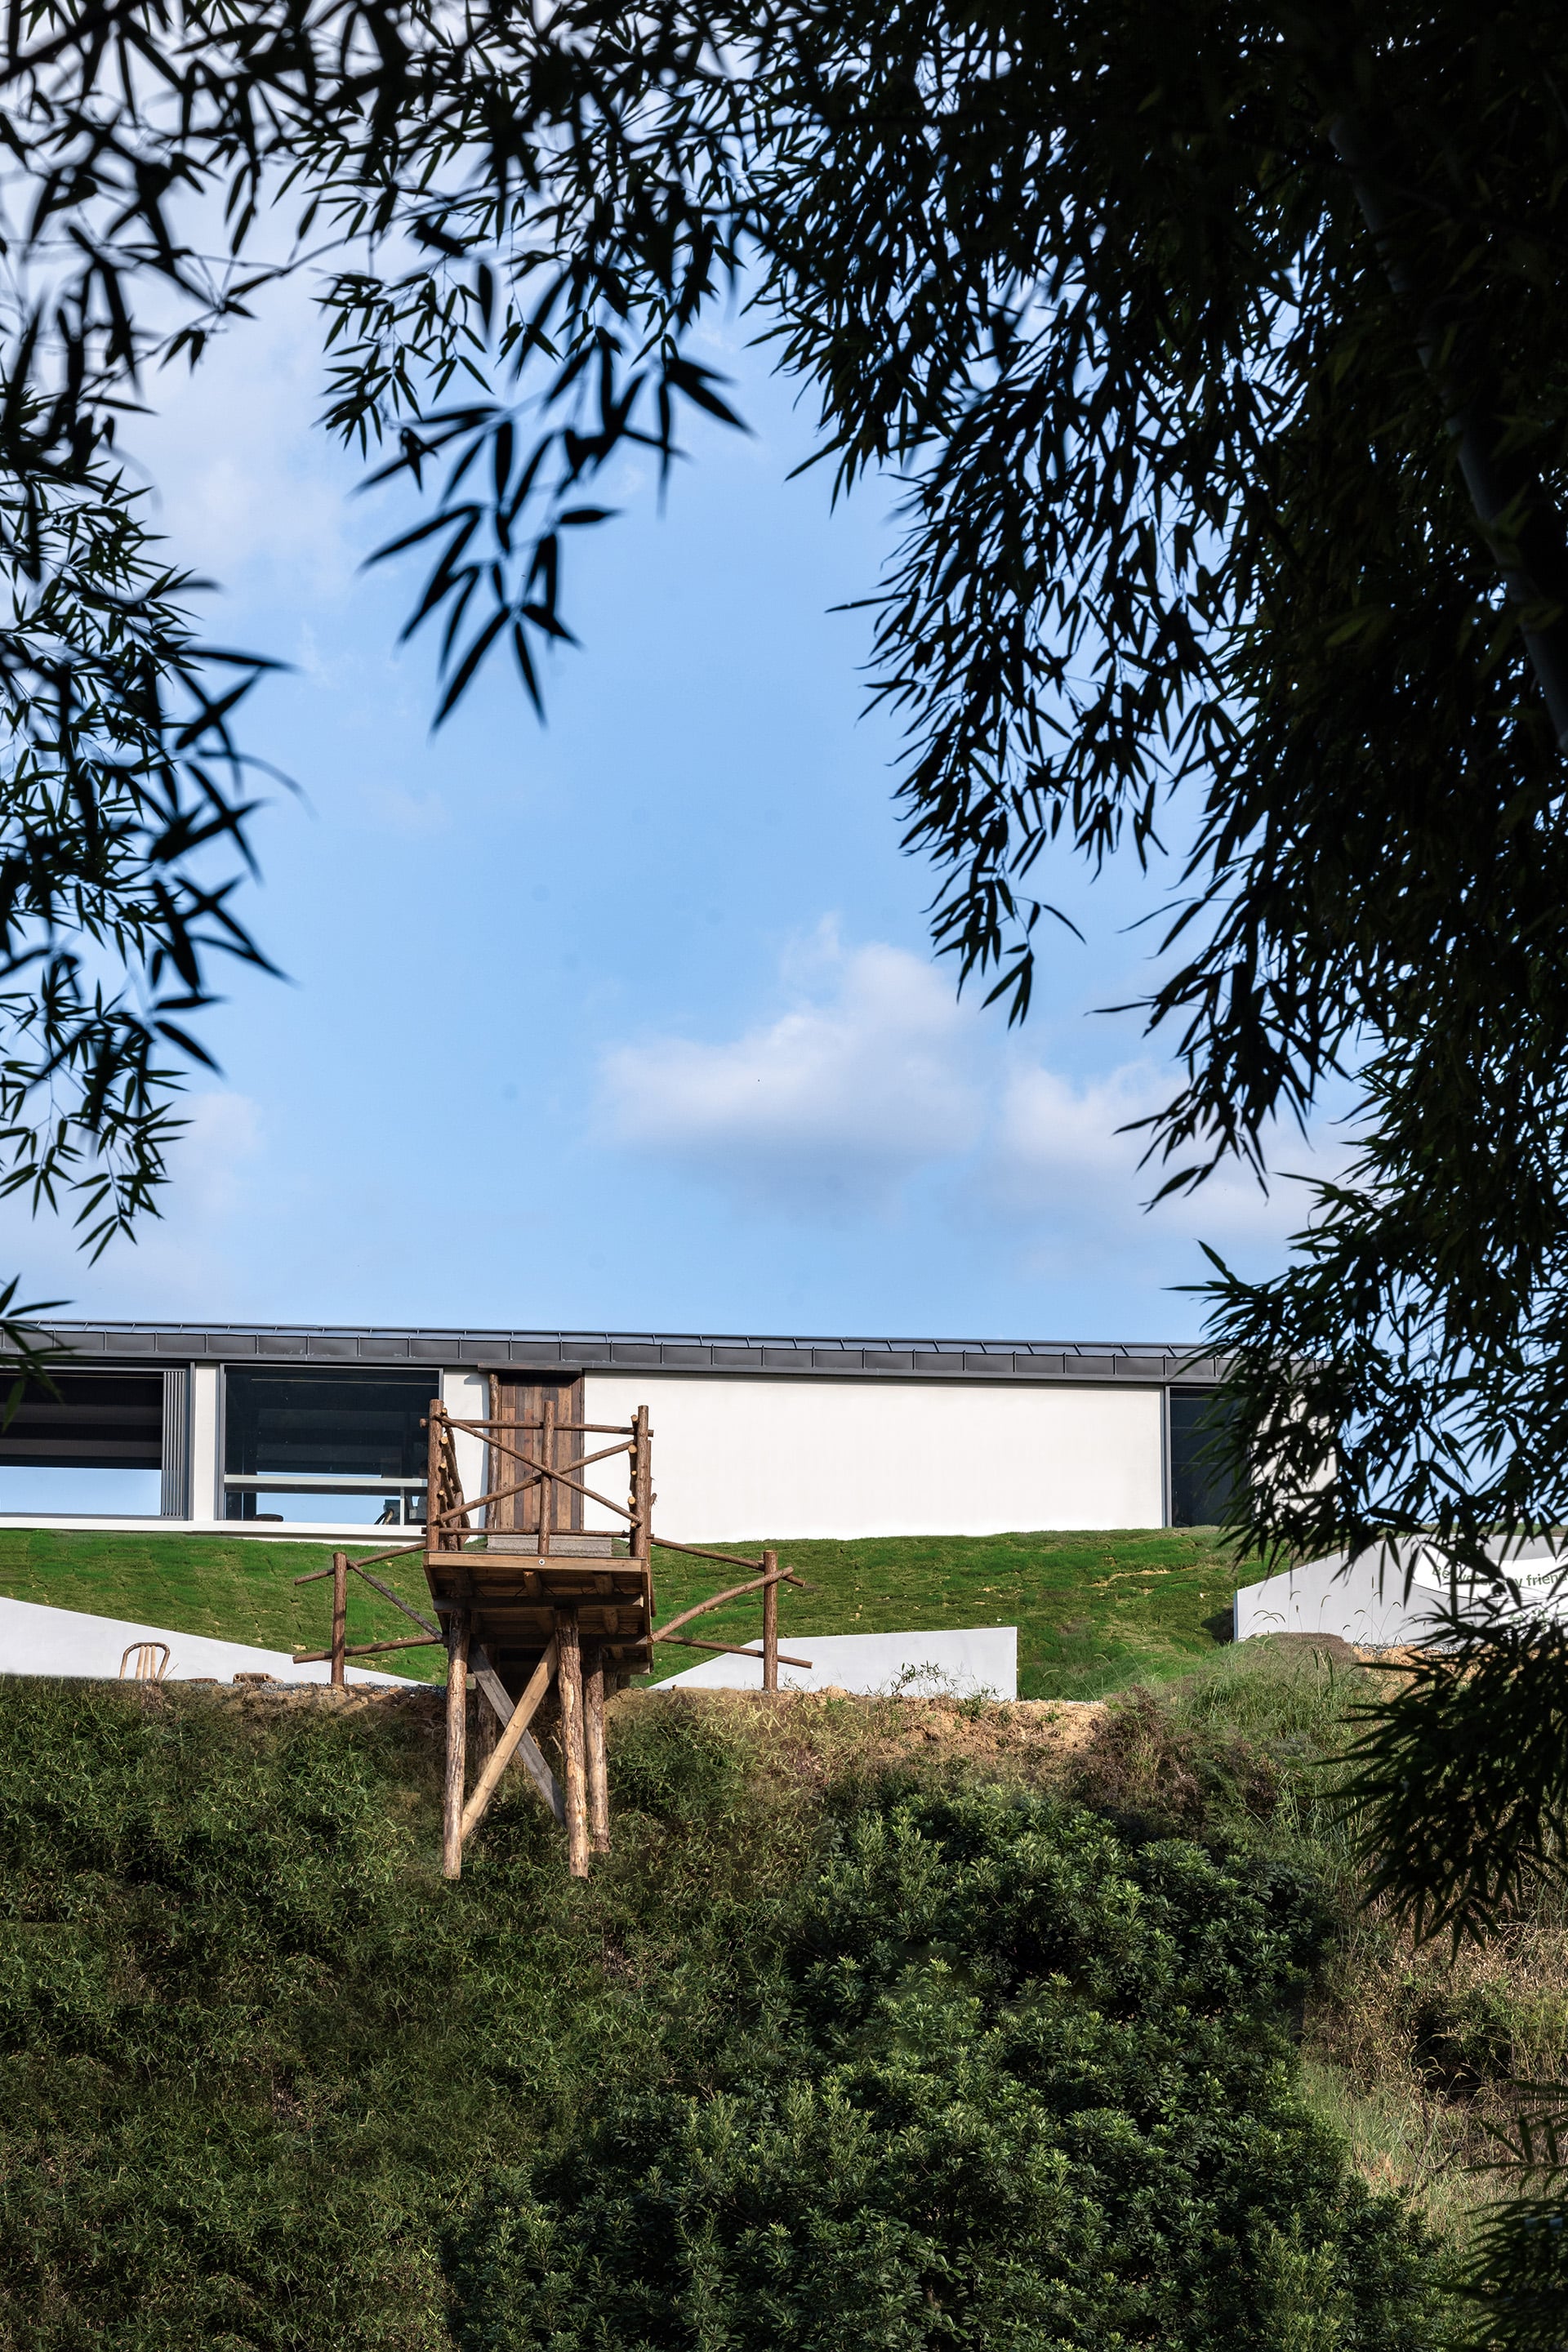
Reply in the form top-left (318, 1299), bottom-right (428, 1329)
top-left (0, 1370), bottom-right (165, 1471)
top-left (1168, 1386), bottom-right (1238, 1529)
top-left (220, 1365), bottom-right (437, 1522)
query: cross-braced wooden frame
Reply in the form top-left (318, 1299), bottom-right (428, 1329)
top-left (294, 1398), bottom-right (809, 1878)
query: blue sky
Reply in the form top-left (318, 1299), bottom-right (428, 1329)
top-left (2, 277), bottom-right (1345, 1343)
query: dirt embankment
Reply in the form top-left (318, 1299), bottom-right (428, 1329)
top-left (175, 1676), bottom-right (1110, 1776)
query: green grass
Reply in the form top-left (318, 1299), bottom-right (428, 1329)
top-left (0, 1527), bottom-right (450, 1681)
top-left (0, 1524), bottom-right (1258, 1698)
top-left (644, 1525), bottom-right (1256, 1697)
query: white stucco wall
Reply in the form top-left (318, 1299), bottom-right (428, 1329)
top-left (1235, 1538), bottom-right (1568, 1647)
top-left (190, 1363), bottom-right (223, 1521)
top-left (579, 1374), bottom-right (1165, 1540)
top-left (442, 1369), bottom-right (489, 1508)
top-left (0, 1592), bottom-right (422, 1685)
top-left (662, 1624), bottom-right (1019, 1697)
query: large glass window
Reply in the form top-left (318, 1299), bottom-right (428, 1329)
top-left (1169, 1388), bottom-right (1237, 1527)
top-left (223, 1367), bottom-right (435, 1523)
top-left (0, 1370), bottom-right (164, 1516)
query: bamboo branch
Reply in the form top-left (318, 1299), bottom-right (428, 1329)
top-left (293, 1539), bottom-right (423, 1585)
top-left (648, 1535), bottom-right (808, 1574)
top-left (292, 1634), bottom-right (444, 1663)
top-left (426, 1454), bottom-right (635, 1529)
top-left (443, 1420), bottom-right (631, 1437)
top-left (476, 1427), bottom-right (633, 1477)
top-left (350, 1564), bottom-right (441, 1639)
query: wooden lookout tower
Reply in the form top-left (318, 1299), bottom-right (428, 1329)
top-left (295, 1388), bottom-right (808, 1877)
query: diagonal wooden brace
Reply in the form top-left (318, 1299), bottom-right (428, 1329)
top-left (470, 1647), bottom-right (565, 1826)
top-left (461, 1640), bottom-right (562, 1843)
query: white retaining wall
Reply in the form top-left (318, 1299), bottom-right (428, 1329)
top-left (1234, 1539), bottom-right (1568, 1646)
top-left (662, 1624), bottom-right (1018, 1698)
top-left (0, 1594), bottom-right (422, 1685)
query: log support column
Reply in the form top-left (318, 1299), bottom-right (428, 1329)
top-left (585, 1643), bottom-right (609, 1854)
top-left (442, 1606), bottom-right (472, 1881)
top-left (330, 1550), bottom-right (349, 1689)
top-left (558, 1608), bottom-right (590, 1878)
top-left (761, 1550), bottom-right (779, 1693)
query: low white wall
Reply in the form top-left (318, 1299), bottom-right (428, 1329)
top-left (1234, 1539), bottom-right (1568, 1646)
top-left (1234, 1549), bottom-right (1441, 1646)
top-left (662, 1624), bottom-right (1018, 1697)
top-left (0, 1593), bottom-right (421, 1685)
top-left (581, 1374), bottom-right (1164, 1540)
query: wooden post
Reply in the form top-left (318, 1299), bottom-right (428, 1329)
top-left (442, 1606), bottom-right (471, 1880)
top-left (585, 1643), bottom-right (609, 1853)
top-left (331, 1550), bottom-right (348, 1687)
top-left (426, 1400), bottom-right (442, 1545)
top-left (630, 1405), bottom-right (651, 1558)
top-left (761, 1548), bottom-right (778, 1692)
top-left (539, 1395), bottom-right (555, 1559)
top-left (631, 1403), bottom-right (653, 1619)
top-left (557, 1608), bottom-right (590, 1878)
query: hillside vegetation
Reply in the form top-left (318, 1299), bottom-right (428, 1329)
top-left (0, 1525), bottom-right (1254, 1697)
top-left (2, 1643), bottom-right (1550, 2348)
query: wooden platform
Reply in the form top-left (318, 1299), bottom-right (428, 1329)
top-left (422, 1545), bottom-right (653, 1680)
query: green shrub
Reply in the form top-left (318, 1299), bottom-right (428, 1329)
top-left (0, 1682), bottom-right (1448, 2350)
top-left (446, 1787), bottom-right (1441, 2352)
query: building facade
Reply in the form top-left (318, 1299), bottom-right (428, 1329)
top-left (0, 1321), bottom-right (1234, 1539)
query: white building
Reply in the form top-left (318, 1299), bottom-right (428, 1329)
top-left (0, 1321), bottom-right (1235, 1540)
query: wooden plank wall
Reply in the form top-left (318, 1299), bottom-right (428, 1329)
top-left (487, 1374), bottom-right (585, 1535)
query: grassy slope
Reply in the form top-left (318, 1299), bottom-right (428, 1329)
top-left (0, 1525), bottom-right (1256, 1699)
top-left (1097, 1648), bottom-right (1568, 2254)
top-left (640, 1525), bottom-right (1251, 1696)
top-left (0, 1528), bottom-right (451, 1681)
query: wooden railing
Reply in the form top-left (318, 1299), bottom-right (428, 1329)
top-left (295, 1401), bottom-right (805, 1680)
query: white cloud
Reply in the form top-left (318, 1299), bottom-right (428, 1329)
top-left (164, 1090), bottom-right (265, 1227)
top-left (987, 1061), bottom-right (1167, 1209)
top-left (127, 270), bottom-right (362, 595)
top-left (598, 925), bottom-right (982, 1211)
top-left (986, 1058), bottom-right (1354, 1276)
top-left (596, 924), bottom-right (1355, 1281)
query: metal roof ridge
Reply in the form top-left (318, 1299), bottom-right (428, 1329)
top-left (38, 1316), bottom-right (1210, 1352)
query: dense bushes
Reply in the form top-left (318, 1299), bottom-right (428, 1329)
top-left (446, 1787), bottom-right (1437, 2351)
top-left (0, 1679), bottom-right (1442, 2349)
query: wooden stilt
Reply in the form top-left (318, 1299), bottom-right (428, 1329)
top-left (558, 1608), bottom-right (590, 1878)
top-left (585, 1643), bottom-right (609, 1853)
top-left (474, 1678), bottom-right (497, 1772)
top-left (761, 1548), bottom-right (778, 1692)
top-left (442, 1606), bottom-right (471, 1880)
top-left (331, 1550), bottom-right (348, 1688)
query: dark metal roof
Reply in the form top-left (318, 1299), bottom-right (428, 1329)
top-left (27, 1321), bottom-right (1225, 1385)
